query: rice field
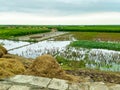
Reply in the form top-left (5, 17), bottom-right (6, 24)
top-left (70, 32), bottom-right (120, 41)
top-left (57, 25), bottom-right (120, 32)
top-left (0, 25), bottom-right (120, 72)
top-left (4, 40), bottom-right (119, 72)
top-left (0, 25), bottom-right (50, 39)
top-left (70, 40), bottom-right (120, 51)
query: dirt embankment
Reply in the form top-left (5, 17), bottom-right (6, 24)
top-left (66, 69), bottom-right (120, 84)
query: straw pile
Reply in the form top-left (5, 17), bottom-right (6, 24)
top-left (0, 58), bottom-right (25, 78)
top-left (0, 45), bottom-right (7, 58)
top-left (2, 54), bottom-right (33, 68)
top-left (25, 54), bottom-right (80, 82)
top-left (0, 45), bottom-right (7, 54)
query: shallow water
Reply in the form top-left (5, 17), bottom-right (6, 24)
top-left (9, 40), bottom-right (71, 58)
top-left (1, 38), bottom-right (120, 72)
top-left (0, 39), bottom-right (30, 50)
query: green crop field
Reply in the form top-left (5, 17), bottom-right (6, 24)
top-left (70, 40), bottom-right (120, 51)
top-left (0, 25), bottom-right (50, 39)
top-left (69, 32), bottom-right (120, 41)
top-left (57, 25), bottom-right (120, 33)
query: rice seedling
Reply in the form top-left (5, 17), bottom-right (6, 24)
top-left (9, 41), bottom-right (120, 72)
top-left (70, 40), bottom-right (120, 51)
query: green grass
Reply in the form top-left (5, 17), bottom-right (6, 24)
top-left (57, 25), bottom-right (120, 33)
top-left (70, 40), bottom-right (120, 51)
top-left (56, 56), bottom-right (86, 70)
top-left (0, 26), bottom-right (50, 39)
top-left (70, 32), bottom-right (120, 41)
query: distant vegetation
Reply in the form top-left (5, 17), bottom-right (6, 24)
top-left (69, 32), bottom-right (120, 41)
top-left (0, 25), bottom-right (50, 39)
top-left (57, 25), bottom-right (120, 33)
top-left (0, 25), bottom-right (120, 41)
top-left (70, 40), bottom-right (120, 51)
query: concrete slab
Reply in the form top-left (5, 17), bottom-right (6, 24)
top-left (48, 78), bottom-right (68, 90)
top-left (9, 75), bottom-right (33, 83)
top-left (9, 85), bottom-right (30, 90)
top-left (0, 83), bottom-right (11, 90)
top-left (29, 76), bottom-right (51, 88)
top-left (69, 83), bottom-right (89, 90)
top-left (90, 82), bottom-right (108, 90)
top-left (109, 84), bottom-right (120, 90)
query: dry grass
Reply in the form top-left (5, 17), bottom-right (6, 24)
top-left (0, 67), bottom-right (14, 79)
top-left (0, 45), bottom-right (7, 54)
top-left (0, 45), bottom-right (7, 58)
top-left (2, 54), bottom-right (33, 69)
top-left (0, 49), bottom-right (4, 58)
top-left (25, 54), bottom-right (80, 82)
top-left (0, 58), bottom-right (25, 79)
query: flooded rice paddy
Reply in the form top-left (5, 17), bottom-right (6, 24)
top-left (0, 39), bottom-right (30, 50)
top-left (0, 32), bottom-right (120, 72)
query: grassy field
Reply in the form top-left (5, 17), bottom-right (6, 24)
top-left (70, 40), bottom-right (120, 51)
top-left (70, 32), bottom-right (120, 41)
top-left (0, 25), bottom-right (50, 39)
top-left (57, 25), bottom-right (120, 33)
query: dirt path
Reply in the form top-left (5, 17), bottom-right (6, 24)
top-left (18, 31), bottom-right (69, 41)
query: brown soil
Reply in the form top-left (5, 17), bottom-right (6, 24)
top-left (66, 69), bottom-right (120, 84)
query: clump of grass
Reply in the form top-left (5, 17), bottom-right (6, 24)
top-left (70, 40), bottom-right (120, 51)
top-left (56, 56), bottom-right (86, 70)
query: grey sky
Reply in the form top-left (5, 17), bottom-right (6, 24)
top-left (0, 0), bottom-right (120, 24)
top-left (0, 0), bottom-right (120, 15)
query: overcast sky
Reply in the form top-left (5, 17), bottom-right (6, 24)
top-left (0, 0), bottom-right (120, 25)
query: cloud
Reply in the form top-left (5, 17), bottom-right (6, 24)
top-left (0, 0), bottom-right (120, 24)
top-left (0, 0), bottom-right (120, 16)
top-left (0, 12), bottom-right (120, 25)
